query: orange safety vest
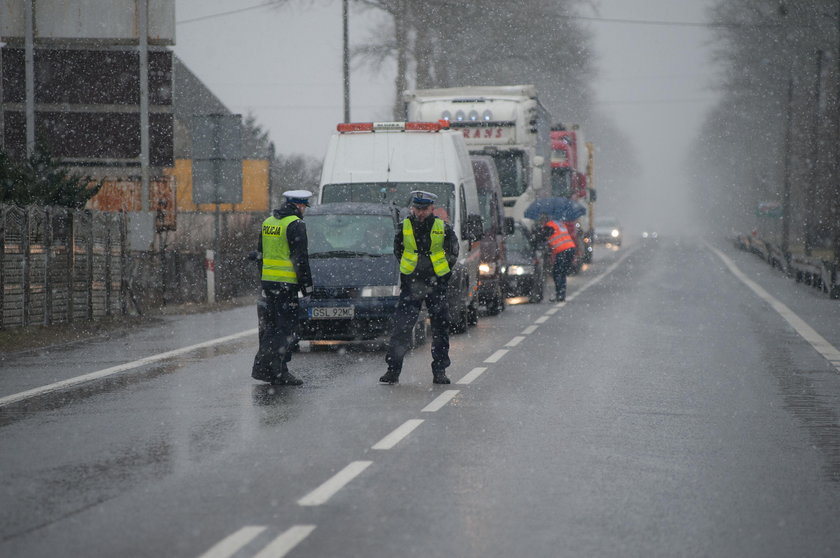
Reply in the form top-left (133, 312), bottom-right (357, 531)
top-left (546, 220), bottom-right (576, 254)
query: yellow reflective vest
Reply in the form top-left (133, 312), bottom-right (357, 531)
top-left (261, 214), bottom-right (299, 283)
top-left (399, 217), bottom-right (451, 276)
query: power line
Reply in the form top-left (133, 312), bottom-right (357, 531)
top-left (176, 2), bottom-right (275, 25)
top-left (566, 14), bottom-right (778, 28)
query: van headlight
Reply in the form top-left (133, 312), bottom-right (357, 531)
top-left (507, 265), bottom-right (534, 276)
top-left (479, 262), bottom-right (496, 275)
top-left (361, 285), bottom-right (400, 297)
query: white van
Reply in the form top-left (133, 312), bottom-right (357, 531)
top-left (319, 121), bottom-right (483, 332)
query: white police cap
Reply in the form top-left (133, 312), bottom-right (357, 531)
top-left (283, 189), bottom-right (313, 206)
top-left (410, 190), bottom-right (437, 206)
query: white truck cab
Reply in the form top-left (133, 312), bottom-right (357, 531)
top-left (318, 121), bottom-right (483, 332)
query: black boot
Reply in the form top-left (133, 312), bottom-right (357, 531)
top-left (379, 368), bottom-right (400, 384)
top-left (271, 364), bottom-right (303, 386)
top-left (432, 370), bottom-right (450, 384)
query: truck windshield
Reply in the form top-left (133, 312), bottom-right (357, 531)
top-left (489, 152), bottom-right (526, 197)
top-left (551, 167), bottom-right (572, 197)
top-left (306, 214), bottom-right (396, 257)
top-left (321, 182), bottom-right (455, 221)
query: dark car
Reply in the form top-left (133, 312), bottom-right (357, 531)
top-left (471, 155), bottom-right (509, 316)
top-left (297, 202), bottom-right (427, 346)
top-left (503, 220), bottom-right (545, 303)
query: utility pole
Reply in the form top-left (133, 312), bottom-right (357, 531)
top-left (343, 0), bottom-right (350, 123)
top-left (24, 0), bottom-right (35, 157)
top-left (834, 0), bottom-right (840, 277)
top-left (392, 0), bottom-right (407, 120)
top-left (805, 49), bottom-right (823, 257)
top-left (782, 77), bottom-right (793, 257)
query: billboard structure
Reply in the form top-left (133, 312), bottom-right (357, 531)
top-left (0, 0), bottom-right (176, 249)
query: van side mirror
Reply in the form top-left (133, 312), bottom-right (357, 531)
top-left (503, 216), bottom-right (515, 235)
top-left (589, 188), bottom-right (597, 202)
top-left (532, 155), bottom-right (545, 168)
top-left (465, 214), bottom-right (484, 242)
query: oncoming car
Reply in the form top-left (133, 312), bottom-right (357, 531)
top-left (594, 217), bottom-right (623, 246)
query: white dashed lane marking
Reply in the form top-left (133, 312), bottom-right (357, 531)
top-left (484, 349), bottom-right (509, 363)
top-left (505, 336), bottom-right (525, 347)
top-left (197, 526), bottom-right (266, 558)
top-left (534, 316), bottom-right (549, 324)
top-left (521, 325), bottom-right (538, 335)
top-left (252, 525), bottom-right (317, 558)
top-left (298, 461), bottom-right (372, 506)
top-left (457, 367), bottom-right (487, 385)
top-left (422, 390), bottom-right (460, 412)
top-left (372, 419), bottom-right (424, 450)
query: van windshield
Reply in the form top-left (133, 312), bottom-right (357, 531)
top-left (321, 182), bottom-right (456, 222)
top-left (306, 214), bottom-right (396, 257)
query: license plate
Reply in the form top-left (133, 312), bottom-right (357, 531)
top-left (309, 306), bottom-right (354, 319)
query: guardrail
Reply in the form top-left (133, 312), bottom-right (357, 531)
top-left (734, 233), bottom-right (839, 299)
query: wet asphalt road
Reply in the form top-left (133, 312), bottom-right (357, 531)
top-left (2, 237), bottom-right (840, 557)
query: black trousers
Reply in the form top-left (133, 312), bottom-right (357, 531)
top-left (385, 275), bottom-right (450, 374)
top-left (252, 283), bottom-right (300, 381)
top-left (552, 248), bottom-right (575, 299)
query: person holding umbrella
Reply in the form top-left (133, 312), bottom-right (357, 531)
top-left (540, 217), bottom-right (576, 302)
top-left (525, 197), bottom-right (584, 302)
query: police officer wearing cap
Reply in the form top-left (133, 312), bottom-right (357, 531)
top-left (380, 190), bottom-right (459, 385)
top-left (251, 190), bottom-right (314, 385)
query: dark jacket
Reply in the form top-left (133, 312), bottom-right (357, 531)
top-left (393, 214), bottom-right (459, 279)
top-left (257, 202), bottom-right (313, 295)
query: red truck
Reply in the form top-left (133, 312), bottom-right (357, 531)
top-left (549, 123), bottom-right (595, 268)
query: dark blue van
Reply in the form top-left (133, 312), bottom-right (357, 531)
top-left (297, 202), bottom-right (427, 346)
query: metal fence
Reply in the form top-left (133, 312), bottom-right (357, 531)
top-left (0, 205), bottom-right (128, 329)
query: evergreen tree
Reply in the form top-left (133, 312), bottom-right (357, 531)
top-left (0, 143), bottom-right (102, 208)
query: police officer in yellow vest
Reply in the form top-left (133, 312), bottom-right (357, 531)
top-left (380, 191), bottom-right (459, 385)
top-left (251, 190), bottom-right (314, 386)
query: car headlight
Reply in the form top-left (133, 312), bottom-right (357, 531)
top-left (507, 264), bottom-right (534, 276)
top-left (479, 262), bottom-right (496, 275)
top-left (361, 285), bottom-right (400, 297)
top-left (611, 229), bottom-right (620, 238)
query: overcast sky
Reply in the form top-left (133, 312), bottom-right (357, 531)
top-left (173, 0), bottom-right (719, 234)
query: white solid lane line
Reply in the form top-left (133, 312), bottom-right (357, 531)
top-left (0, 328), bottom-right (259, 408)
top-left (197, 526), bottom-right (266, 558)
top-left (505, 336), bottom-right (525, 347)
top-left (484, 349), bottom-right (509, 363)
top-left (708, 244), bottom-right (840, 369)
top-left (298, 461), bottom-right (373, 506)
top-left (372, 419), bottom-right (425, 450)
top-left (422, 390), bottom-right (460, 412)
top-left (521, 325), bottom-right (539, 335)
top-left (457, 367), bottom-right (487, 385)
top-left (252, 525), bottom-right (317, 558)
